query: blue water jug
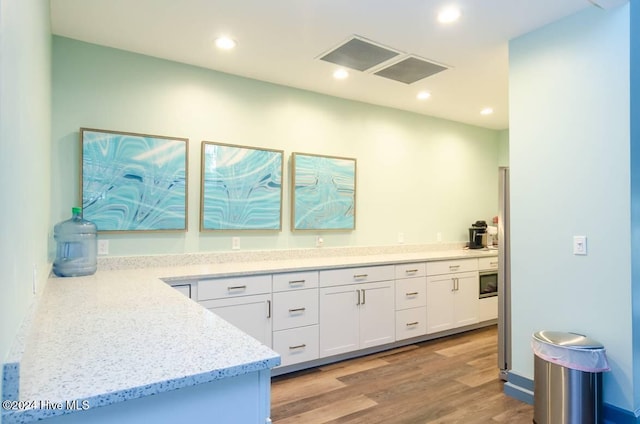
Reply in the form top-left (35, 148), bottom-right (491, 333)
top-left (53, 207), bottom-right (97, 277)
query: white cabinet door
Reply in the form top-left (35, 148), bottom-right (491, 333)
top-left (454, 274), bottom-right (480, 328)
top-left (426, 271), bottom-right (479, 334)
top-left (319, 286), bottom-right (359, 357)
top-left (202, 294), bottom-right (272, 348)
top-left (319, 280), bottom-right (395, 357)
top-left (359, 280), bottom-right (395, 349)
top-left (426, 275), bottom-right (456, 334)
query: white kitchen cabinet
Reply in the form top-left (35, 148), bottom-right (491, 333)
top-left (273, 325), bottom-right (319, 367)
top-left (319, 279), bottom-right (395, 357)
top-left (200, 294), bottom-right (273, 347)
top-left (394, 262), bottom-right (428, 341)
top-left (478, 257), bottom-right (499, 271)
top-left (479, 296), bottom-right (498, 322)
top-left (271, 271), bottom-right (320, 367)
top-left (395, 306), bottom-right (428, 340)
top-left (426, 271), bottom-right (479, 334)
top-left (198, 274), bottom-right (271, 301)
top-left (197, 275), bottom-right (273, 348)
top-left (272, 289), bottom-right (318, 331)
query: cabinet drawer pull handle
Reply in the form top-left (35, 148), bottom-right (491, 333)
top-left (362, 289), bottom-right (366, 305)
top-left (267, 300), bottom-right (272, 318)
top-left (405, 269), bottom-right (419, 274)
top-left (356, 289), bottom-right (361, 305)
top-left (406, 321), bottom-right (419, 326)
top-left (406, 292), bottom-right (419, 296)
top-left (289, 279), bottom-right (306, 285)
top-left (228, 285), bottom-right (247, 291)
top-left (288, 307), bottom-right (306, 313)
top-left (449, 265), bottom-right (460, 271)
top-left (289, 344), bottom-right (306, 350)
top-left (490, 262), bottom-right (498, 267)
top-left (353, 274), bottom-right (368, 279)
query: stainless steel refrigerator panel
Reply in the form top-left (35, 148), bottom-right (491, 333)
top-left (498, 166), bottom-right (511, 380)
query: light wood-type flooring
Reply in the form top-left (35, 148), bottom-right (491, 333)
top-left (271, 326), bottom-right (533, 424)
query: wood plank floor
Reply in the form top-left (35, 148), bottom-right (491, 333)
top-left (271, 326), bottom-right (533, 424)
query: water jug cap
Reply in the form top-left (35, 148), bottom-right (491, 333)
top-left (72, 207), bottom-right (82, 215)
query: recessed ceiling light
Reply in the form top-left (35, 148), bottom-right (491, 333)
top-left (480, 107), bottom-right (494, 115)
top-left (417, 91), bottom-right (431, 100)
top-left (438, 6), bottom-right (461, 24)
top-left (215, 36), bottom-right (237, 50)
top-left (333, 69), bottom-right (349, 80)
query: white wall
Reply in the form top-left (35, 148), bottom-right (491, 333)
top-left (52, 37), bottom-right (501, 257)
top-left (0, 0), bottom-right (51, 408)
top-left (510, 5), bottom-right (631, 410)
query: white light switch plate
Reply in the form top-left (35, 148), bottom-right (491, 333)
top-left (232, 237), bottom-right (240, 250)
top-left (573, 236), bottom-right (587, 255)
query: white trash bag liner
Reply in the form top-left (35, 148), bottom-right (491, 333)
top-left (532, 331), bottom-right (610, 373)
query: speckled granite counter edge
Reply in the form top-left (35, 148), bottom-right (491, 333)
top-left (2, 295), bottom-right (41, 402)
top-left (2, 356), bottom-right (279, 424)
top-left (97, 242), bottom-right (470, 271)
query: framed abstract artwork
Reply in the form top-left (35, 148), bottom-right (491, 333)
top-left (200, 141), bottom-right (283, 231)
top-left (291, 152), bottom-right (356, 231)
top-left (80, 128), bottom-right (188, 232)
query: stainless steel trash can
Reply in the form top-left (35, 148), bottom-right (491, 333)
top-left (532, 331), bottom-right (610, 424)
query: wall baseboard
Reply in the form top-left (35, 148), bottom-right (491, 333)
top-left (504, 371), bottom-right (640, 423)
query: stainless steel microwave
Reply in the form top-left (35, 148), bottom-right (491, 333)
top-left (479, 270), bottom-right (498, 299)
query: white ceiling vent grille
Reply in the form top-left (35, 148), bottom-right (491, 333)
top-left (318, 36), bottom-right (401, 72)
top-left (374, 56), bottom-right (448, 84)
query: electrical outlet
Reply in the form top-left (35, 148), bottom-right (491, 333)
top-left (437, 232), bottom-right (442, 242)
top-left (98, 240), bottom-right (109, 255)
top-left (398, 232), bottom-right (404, 244)
top-left (316, 236), bottom-right (324, 247)
top-left (232, 237), bottom-right (241, 250)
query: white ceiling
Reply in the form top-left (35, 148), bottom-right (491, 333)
top-left (50, 0), bottom-right (607, 130)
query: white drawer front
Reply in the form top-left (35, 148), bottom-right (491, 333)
top-left (197, 274), bottom-right (271, 301)
top-left (395, 262), bottom-right (426, 279)
top-left (427, 259), bottom-right (478, 276)
top-left (478, 257), bottom-right (499, 271)
top-left (395, 277), bottom-right (427, 310)
top-left (273, 325), bottom-right (319, 367)
top-left (395, 307), bottom-right (427, 341)
top-left (272, 289), bottom-right (319, 331)
top-left (272, 271), bottom-right (319, 292)
top-left (319, 265), bottom-right (394, 287)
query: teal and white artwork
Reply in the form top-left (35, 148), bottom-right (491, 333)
top-left (201, 142), bottom-right (283, 231)
top-left (81, 128), bottom-right (188, 231)
top-left (292, 153), bottom-right (356, 231)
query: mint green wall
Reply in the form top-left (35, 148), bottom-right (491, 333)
top-left (510, 5), bottom-right (632, 410)
top-left (0, 0), bottom-right (51, 408)
top-left (52, 37), bottom-right (501, 256)
top-left (498, 129), bottom-right (509, 167)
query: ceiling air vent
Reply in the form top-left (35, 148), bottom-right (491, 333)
top-left (374, 56), bottom-right (448, 84)
top-left (319, 36), bottom-right (401, 72)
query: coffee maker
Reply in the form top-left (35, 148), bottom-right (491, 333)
top-left (467, 220), bottom-right (487, 249)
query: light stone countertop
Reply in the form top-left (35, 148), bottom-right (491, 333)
top-left (153, 248), bottom-right (499, 282)
top-left (2, 270), bottom-right (280, 423)
top-left (1, 245), bottom-right (497, 423)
